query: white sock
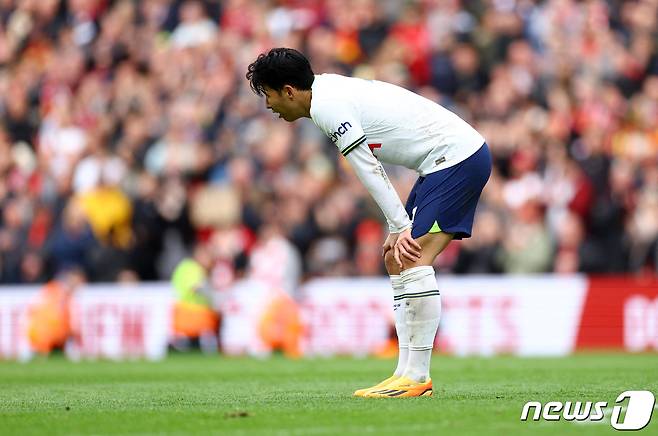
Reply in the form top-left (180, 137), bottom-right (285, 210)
top-left (400, 266), bottom-right (441, 383)
top-left (391, 275), bottom-right (408, 377)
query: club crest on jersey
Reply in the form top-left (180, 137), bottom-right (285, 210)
top-left (329, 121), bottom-right (352, 143)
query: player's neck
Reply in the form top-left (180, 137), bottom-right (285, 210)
top-left (299, 89), bottom-right (312, 118)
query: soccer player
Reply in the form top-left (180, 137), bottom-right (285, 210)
top-left (246, 48), bottom-right (491, 398)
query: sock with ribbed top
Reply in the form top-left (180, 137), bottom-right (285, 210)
top-left (391, 274), bottom-right (409, 377)
top-left (399, 266), bottom-right (441, 383)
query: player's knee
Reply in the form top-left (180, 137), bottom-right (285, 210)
top-left (400, 256), bottom-right (424, 271)
top-left (383, 249), bottom-right (399, 274)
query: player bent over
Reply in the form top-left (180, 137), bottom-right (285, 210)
top-left (247, 48), bottom-right (491, 398)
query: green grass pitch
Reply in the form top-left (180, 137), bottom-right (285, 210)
top-left (1, 353), bottom-right (657, 435)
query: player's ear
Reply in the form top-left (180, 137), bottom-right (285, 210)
top-left (283, 85), bottom-right (295, 99)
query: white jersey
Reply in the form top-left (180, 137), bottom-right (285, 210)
top-left (310, 73), bottom-right (485, 233)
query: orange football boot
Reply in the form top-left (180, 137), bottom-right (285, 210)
top-left (353, 375), bottom-right (400, 397)
top-left (364, 376), bottom-right (433, 398)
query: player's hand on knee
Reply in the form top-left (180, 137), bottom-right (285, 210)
top-left (382, 233), bottom-right (399, 258)
top-left (393, 228), bottom-right (422, 268)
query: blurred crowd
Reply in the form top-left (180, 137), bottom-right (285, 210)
top-left (0, 0), bottom-right (657, 289)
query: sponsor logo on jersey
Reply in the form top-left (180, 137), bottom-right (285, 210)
top-left (329, 121), bottom-right (352, 143)
top-left (368, 143), bottom-right (382, 153)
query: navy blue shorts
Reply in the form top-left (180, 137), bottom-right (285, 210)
top-left (405, 143), bottom-right (492, 240)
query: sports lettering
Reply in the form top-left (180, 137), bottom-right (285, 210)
top-left (329, 121), bottom-right (352, 143)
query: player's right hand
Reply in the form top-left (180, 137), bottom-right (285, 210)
top-left (393, 228), bottom-right (422, 268)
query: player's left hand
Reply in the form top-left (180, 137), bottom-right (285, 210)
top-left (382, 232), bottom-right (399, 257)
top-left (393, 228), bottom-right (422, 268)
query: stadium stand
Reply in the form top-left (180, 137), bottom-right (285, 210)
top-left (0, 0), bottom-right (656, 287)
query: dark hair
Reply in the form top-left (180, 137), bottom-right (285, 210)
top-left (246, 48), bottom-right (314, 96)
